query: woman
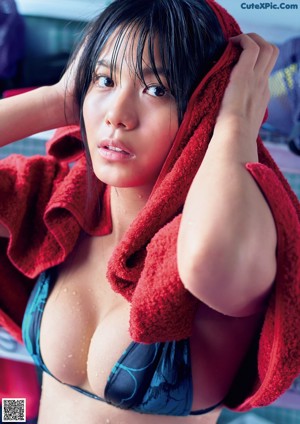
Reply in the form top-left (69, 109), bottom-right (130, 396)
top-left (0, 1), bottom-right (299, 423)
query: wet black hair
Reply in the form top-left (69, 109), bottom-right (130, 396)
top-left (73, 0), bottom-right (227, 130)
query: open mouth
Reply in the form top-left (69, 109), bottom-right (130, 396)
top-left (98, 140), bottom-right (134, 160)
top-left (105, 145), bottom-right (128, 154)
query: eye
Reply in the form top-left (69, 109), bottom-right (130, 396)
top-left (146, 85), bottom-right (167, 97)
top-left (95, 75), bottom-right (114, 88)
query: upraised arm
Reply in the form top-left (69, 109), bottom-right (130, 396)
top-left (0, 52), bottom-right (80, 147)
top-left (0, 50), bottom-right (81, 237)
top-left (177, 33), bottom-right (279, 317)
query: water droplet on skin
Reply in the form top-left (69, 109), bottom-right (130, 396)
top-left (72, 290), bottom-right (77, 295)
top-left (63, 288), bottom-right (68, 293)
top-left (105, 419), bottom-right (111, 424)
top-left (67, 354), bottom-right (73, 358)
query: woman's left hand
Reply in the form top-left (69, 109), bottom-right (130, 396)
top-left (177, 33), bottom-right (278, 317)
top-left (215, 33), bottom-right (279, 143)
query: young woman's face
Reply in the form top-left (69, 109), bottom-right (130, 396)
top-left (82, 31), bottom-right (179, 192)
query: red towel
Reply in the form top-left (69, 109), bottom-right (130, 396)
top-left (0, 0), bottom-right (299, 412)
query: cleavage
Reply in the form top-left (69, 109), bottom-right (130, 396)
top-left (39, 237), bottom-right (132, 397)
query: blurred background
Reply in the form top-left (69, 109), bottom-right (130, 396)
top-left (0, 1), bottom-right (299, 423)
top-left (1, 0), bottom-right (300, 194)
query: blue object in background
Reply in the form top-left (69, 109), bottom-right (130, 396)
top-left (0, 0), bottom-right (25, 79)
top-left (267, 37), bottom-right (300, 155)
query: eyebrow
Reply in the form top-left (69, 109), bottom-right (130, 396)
top-left (97, 58), bottom-right (165, 78)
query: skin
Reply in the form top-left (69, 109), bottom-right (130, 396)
top-left (178, 33), bottom-right (278, 317)
top-left (83, 35), bottom-right (179, 197)
top-left (0, 32), bottom-right (279, 424)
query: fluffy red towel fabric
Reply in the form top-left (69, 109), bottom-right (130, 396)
top-left (0, 0), bottom-right (299, 412)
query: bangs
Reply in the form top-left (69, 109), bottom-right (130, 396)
top-left (95, 21), bottom-right (170, 93)
top-left (75, 0), bottom-right (227, 124)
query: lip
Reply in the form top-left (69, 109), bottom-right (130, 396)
top-left (97, 138), bottom-right (135, 160)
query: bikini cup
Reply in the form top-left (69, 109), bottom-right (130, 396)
top-left (22, 268), bottom-right (220, 416)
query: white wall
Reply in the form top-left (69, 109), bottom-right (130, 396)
top-left (15, 0), bottom-right (300, 42)
top-left (216, 0), bottom-right (300, 43)
top-left (15, 0), bottom-right (108, 21)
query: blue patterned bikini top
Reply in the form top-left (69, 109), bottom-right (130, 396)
top-left (22, 269), bottom-right (221, 416)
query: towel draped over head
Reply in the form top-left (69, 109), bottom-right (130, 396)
top-left (0, 0), bottom-right (299, 412)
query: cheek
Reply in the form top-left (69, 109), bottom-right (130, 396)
top-left (82, 93), bottom-right (104, 130)
top-left (82, 101), bottom-right (91, 139)
top-left (165, 104), bottom-right (179, 141)
top-left (82, 98), bottom-right (100, 159)
top-left (158, 115), bottom-right (179, 154)
top-left (151, 125), bottom-right (178, 172)
top-left (82, 96), bottom-right (94, 130)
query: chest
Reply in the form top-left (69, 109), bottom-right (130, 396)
top-left (39, 234), bottom-right (132, 397)
top-left (37, 234), bottom-right (262, 410)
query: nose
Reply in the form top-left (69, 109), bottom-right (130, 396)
top-left (105, 89), bottom-right (138, 130)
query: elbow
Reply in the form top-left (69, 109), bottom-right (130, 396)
top-left (176, 217), bottom-right (237, 303)
top-left (177, 240), bottom-right (228, 304)
top-left (177, 241), bottom-right (276, 317)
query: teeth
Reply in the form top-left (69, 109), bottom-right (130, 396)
top-left (107, 146), bottom-right (123, 152)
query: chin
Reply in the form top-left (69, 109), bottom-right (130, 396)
top-left (93, 170), bottom-right (153, 189)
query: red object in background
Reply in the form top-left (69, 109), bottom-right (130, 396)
top-left (0, 358), bottom-right (40, 420)
top-left (1, 84), bottom-right (41, 423)
top-left (2, 87), bottom-right (36, 98)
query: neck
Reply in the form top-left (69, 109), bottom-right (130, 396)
top-left (110, 185), bottom-right (152, 240)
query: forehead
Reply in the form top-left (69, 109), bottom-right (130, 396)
top-left (98, 26), bottom-right (162, 70)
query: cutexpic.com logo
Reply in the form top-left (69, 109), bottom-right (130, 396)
top-left (241, 2), bottom-right (298, 9)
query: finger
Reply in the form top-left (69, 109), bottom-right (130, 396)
top-left (246, 33), bottom-right (279, 75)
top-left (229, 33), bottom-right (278, 77)
top-left (229, 34), bottom-right (260, 71)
